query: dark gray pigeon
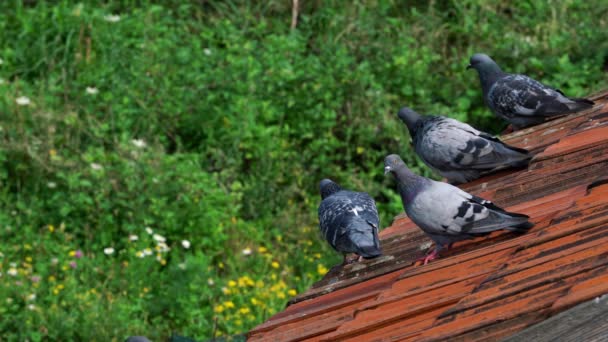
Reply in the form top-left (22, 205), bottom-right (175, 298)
top-left (398, 107), bottom-right (531, 184)
top-left (318, 179), bottom-right (382, 264)
top-left (468, 53), bottom-right (594, 129)
top-left (384, 154), bottom-right (532, 264)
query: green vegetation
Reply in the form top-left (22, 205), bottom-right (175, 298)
top-left (0, 0), bottom-right (606, 340)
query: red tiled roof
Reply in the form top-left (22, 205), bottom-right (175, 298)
top-left (249, 91), bottom-right (608, 341)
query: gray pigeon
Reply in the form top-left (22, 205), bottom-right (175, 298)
top-left (398, 107), bottom-right (531, 184)
top-left (384, 154), bottom-right (532, 264)
top-left (318, 179), bottom-right (382, 264)
top-left (468, 53), bottom-right (594, 129)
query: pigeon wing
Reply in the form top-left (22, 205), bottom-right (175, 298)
top-left (489, 75), bottom-right (571, 118)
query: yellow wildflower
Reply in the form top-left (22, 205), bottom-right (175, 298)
top-left (48, 275), bottom-right (56, 282)
top-left (49, 149), bottom-right (57, 157)
top-left (48, 225), bottom-right (55, 233)
top-left (288, 289), bottom-right (297, 296)
top-left (317, 264), bottom-right (328, 275)
top-left (271, 274), bottom-right (277, 280)
top-left (214, 305), bottom-right (225, 313)
top-left (69, 250), bottom-right (76, 257)
top-left (276, 235), bottom-right (283, 242)
top-left (25, 256), bottom-right (33, 263)
top-left (57, 284), bottom-right (65, 290)
top-left (218, 262), bottom-right (224, 269)
top-left (271, 261), bottom-right (280, 269)
top-left (255, 280), bottom-right (265, 288)
top-left (221, 287), bottom-right (231, 295)
top-left (24, 244), bottom-right (32, 250)
top-left (277, 292), bottom-right (286, 299)
top-left (314, 253), bottom-right (321, 259)
top-left (160, 259), bottom-right (166, 266)
top-left (61, 265), bottom-right (69, 271)
top-left (143, 287), bottom-right (149, 293)
top-left (228, 280), bottom-right (237, 287)
top-left (235, 319), bottom-right (243, 326)
top-left (224, 301), bottom-right (235, 309)
top-left (239, 307), bottom-right (250, 315)
top-left (123, 261), bottom-right (129, 267)
top-left (251, 298), bottom-right (259, 305)
top-left (258, 246), bottom-right (268, 253)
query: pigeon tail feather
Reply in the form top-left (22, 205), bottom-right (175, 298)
top-left (348, 220), bottom-right (381, 258)
top-left (507, 220), bottom-right (534, 233)
top-left (567, 97), bottom-right (594, 111)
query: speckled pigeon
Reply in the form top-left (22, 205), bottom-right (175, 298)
top-left (384, 154), bottom-right (532, 264)
top-left (398, 107), bottom-right (531, 184)
top-left (468, 53), bottom-right (594, 129)
top-left (318, 179), bottom-right (382, 264)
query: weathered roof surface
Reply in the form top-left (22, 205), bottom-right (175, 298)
top-left (249, 91), bottom-right (608, 341)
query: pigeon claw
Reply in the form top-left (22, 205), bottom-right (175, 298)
top-left (415, 249), bottom-right (440, 265)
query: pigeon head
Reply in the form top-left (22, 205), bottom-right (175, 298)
top-left (397, 107), bottom-right (421, 133)
top-left (467, 53), bottom-right (502, 73)
top-left (384, 154), bottom-right (407, 175)
top-left (319, 178), bottom-right (342, 199)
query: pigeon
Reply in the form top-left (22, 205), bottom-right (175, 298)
top-left (467, 53), bottom-right (594, 129)
top-left (318, 179), bottom-right (382, 264)
top-left (384, 154), bottom-right (533, 264)
top-left (398, 107), bottom-right (531, 184)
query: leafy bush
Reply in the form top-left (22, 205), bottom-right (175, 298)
top-left (0, 0), bottom-right (606, 340)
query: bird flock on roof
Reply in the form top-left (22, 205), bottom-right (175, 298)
top-left (318, 53), bottom-right (594, 266)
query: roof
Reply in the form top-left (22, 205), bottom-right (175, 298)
top-left (248, 90), bottom-right (608, 341)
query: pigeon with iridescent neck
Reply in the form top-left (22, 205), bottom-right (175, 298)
top-left (384, 154), bottom-right (532, 264)
top-left (468, 53), bottom-right (594, 129)
top-left (398, 107), bottom-right (531, 184)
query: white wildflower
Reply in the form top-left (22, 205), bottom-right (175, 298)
top-left (85, 86), bottom-right (99, 95)
top-left (104, 14), bottom-right (121, 22)
top-left (103, 247), bottom-right (115, 255)
top-left (143, 248), bottom-right (153, 256)
top-left (131, 139), bottom-right (146, 148)
top-left (6, 298), bottom-right (13, 304)
top-left (178, 263), bottom-right (186, 270)
top-left (157, 242), bottom-right (170, 253)
top-left (129, 234), bottom-right (138, 241)
top-left (7, 268), bottom-right (17, 276)
top-left (181, 240), bottom-right (191, 249)
top-left (16, 96), bottom-right (31, 106)
top-left (242, 247), bottom-right (252, 256)
top-left (47, 182), bottom-right (57, 189)
top-left (51, 257), bottom-right (59, 265)
top-left (27, 293), bottom-right (36, 301)
top-left (0, 78), bottom-right (5, 85)
top-left (203, 48), bottom-right (212, 56)
top-left (28, 304), bottom-right (36, 311)
top-left (90, 163), bottom-right (102, 170)
top-left (9, 262), bottom-right (16, 268)
top-left (145, 227), bottom-right (153, 235)
top-left (207, 278), bottom-right (215, 286)
top-left (153, 234), bottom-right (166, 243)
top-left (0, 58), bottom-right (3, 65)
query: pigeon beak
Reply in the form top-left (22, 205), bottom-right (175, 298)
top-left (466, 64), bottom-right (473, 70)
top-left (384, 166), bottom-right (391, 175)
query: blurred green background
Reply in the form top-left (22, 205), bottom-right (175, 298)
top-left (0, 0), bottom-right (606, 340)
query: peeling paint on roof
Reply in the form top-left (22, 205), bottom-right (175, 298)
top-left (249, 91), bottom-right (608, 341)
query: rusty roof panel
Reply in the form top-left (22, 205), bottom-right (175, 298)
top-left (249, 91), bottom-right (608, 341)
